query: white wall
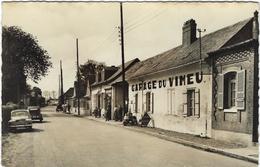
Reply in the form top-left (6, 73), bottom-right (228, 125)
top-left (128, 63), bottom-right (212, 137)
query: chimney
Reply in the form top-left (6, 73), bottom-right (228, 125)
top-left (182, 19), bottom-right (197, 46)
top-left (253, 10), bottom-right (259, 40)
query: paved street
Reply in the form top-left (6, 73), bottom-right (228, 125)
top-left (2, 106), bottom-right (257, 167)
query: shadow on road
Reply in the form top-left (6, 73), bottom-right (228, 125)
top-left (9, 128), bottom-right (44, 134)
top-left (32, 120), bottom-right (51, 124)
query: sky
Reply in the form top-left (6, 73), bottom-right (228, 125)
top-left (2, 1), bottom-right (259, 97)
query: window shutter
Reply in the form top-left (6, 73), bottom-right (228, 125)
top-left (167, 90), bottom-right (170, 114)
top-left (237, 70), bottom-right (246, 110)
top-left (151, 93), bottom-right (154, 114)
top-left (217, 74), bottom-right (224, 109)
top-left (195, 89), bottom-right (200, 117)
top-left (183, 90), bottom-right (187, 116)
top-left (171, 90), bottom-right (175, 115)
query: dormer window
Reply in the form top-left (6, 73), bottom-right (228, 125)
top-left (98, 72), bottom-right (102, 82)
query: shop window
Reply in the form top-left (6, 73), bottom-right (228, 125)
top-left (183, 88), bottom-right (200, 117)
top-left (217, 70), bottom-right (245, 111)
top-left (167, 89), bottom-right (176, 115)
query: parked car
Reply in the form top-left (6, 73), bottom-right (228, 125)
top-left (8, 109), bottom-right (32, 131)
top-left (28, 106), bottom-right (43, 122)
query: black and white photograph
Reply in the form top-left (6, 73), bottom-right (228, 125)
top-left (1, 1), bottom-right (259, 167)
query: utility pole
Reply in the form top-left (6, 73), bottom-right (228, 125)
top-left (197, 28), bottom-right (206, 72)
top-left (60, 60), bottom-right (64, 104)
top-left (120, 2), bottom-right (126, 120)
top-left (58, 74), bottom-right (61, 98)
top-left (76, 38), bottom-right (80, 116)
top-left (197, 28), bottom-right (206, 137)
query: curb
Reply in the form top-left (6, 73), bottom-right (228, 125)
top-left (86, 117), bottom-right (258, 164)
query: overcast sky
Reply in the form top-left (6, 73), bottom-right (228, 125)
top-left (2, 1), bottom-right (259, 96)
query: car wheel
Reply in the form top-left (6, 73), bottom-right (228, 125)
top-left (40, 119), bottom-right (43, 123)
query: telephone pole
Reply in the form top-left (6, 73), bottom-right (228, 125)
top-left (197, 28), bottom-right (206, 72)
top-left (120, 2), bottom-right (126, 119)
top-left (76, 38), bottom-right (80, 116)
top-left (60, 60), bottom-right (64, 104)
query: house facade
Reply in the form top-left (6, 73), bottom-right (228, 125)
top-left (91, 59), bottom-right (140, 119)
top-left (127, 12), bottom-right (258, 145)
top-left (209, 11), bottom-right (259, 145)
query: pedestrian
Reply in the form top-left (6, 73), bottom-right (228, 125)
top-left (68, 104), bottom-right (71, 113)
top-left (114, 105), bottom-right (118, 121)
top-left (101, 108), bottom-right (106, 119)
top-left (106, 104), bottom-right (111, 121)
top-left (94, 107), bottom-right (98, 118)
top-left (118, 105), bottom-right (122, 121)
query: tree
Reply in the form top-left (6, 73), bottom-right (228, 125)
top-left (79, 59), bottom-right (105, 85)
top-left (2, 26), bottom-right (52, 104)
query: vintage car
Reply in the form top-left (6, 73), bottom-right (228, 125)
top-left (8, 109), bottom-right (32, 131)
top-left (28, 106), bottom-right (43, 122)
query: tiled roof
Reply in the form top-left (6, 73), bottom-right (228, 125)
top-left (64, 87), bottom-right (74, 98)
top-left (106, 58), bottom-right (140, 83)
top-left (92, 58), bottom-right (140, 86)
top-left (128, 17), bottom-right (253, 79)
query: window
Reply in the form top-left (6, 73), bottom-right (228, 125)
top-left (224, 72), bottom-right (237, 109)
top-left (98, 72), bottom-right (102, 82)
top-left (218, 70), bottom-right (245, 111)
top-left (145, 92), bottom-right (154, 113)
top-left (146, 92), bottom-right (151, 112)
top-left (135, 93), bottom-right (138, 113)
top-left (183, 88), bottom-right (200, 117)
top-left (187, 89), bottom-right (195, 116)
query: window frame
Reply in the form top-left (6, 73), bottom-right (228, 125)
top-left (223, 71), bottom-right (238, 112)
top-left (187, 89), bottom-right (196, 117)
top-left (135, 93), bottom-right (138, 113)
top-left (146, 92), bottom-right (151, 112)
top-left (167, 88), bottom-right (176, 115)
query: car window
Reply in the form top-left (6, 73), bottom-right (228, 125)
top-left (11, 111), bottom-right (29, 117)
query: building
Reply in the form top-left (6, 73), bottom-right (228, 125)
top-left (127, 12), bottom-right (258, 146)
top-left (70, 80), bottom-right (88, 115)
top-left (91, 59), bottom-right (140, 119)
top-left (91, 66), bottom-right (119, 117)
top-left (64, 87), bottom-right (74, 111)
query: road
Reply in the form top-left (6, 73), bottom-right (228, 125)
top-left (2, 106), bottom-right (257, 167)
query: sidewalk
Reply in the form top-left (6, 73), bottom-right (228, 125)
top-left (87, 116), bottom-right (258, 164)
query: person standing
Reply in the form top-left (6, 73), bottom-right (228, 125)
top-left (106, 104), bottom-right (111, 121)
top-left (118, 105), bottom-right (122, 121)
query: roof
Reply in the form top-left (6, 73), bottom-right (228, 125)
top-left (128, 17), bottom-right (253, 79)
top-left (92, 58), bottom-right (140, 86)
top-left (63, 87), bottom-right (74, 98)
top-left (106, 58), bottom-right (140, 83)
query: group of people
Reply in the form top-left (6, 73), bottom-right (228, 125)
top-left (113, 105), bottom-right (123, 121)
top-left (93, 104), bottom-right (123, 121)
top-left (56, 103), bottom-right (71, 113)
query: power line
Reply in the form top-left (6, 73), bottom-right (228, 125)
top-left (125, 8), bottom-right (167, 34)
top-left (87, 30), bottom-right (118, 57)
top-left (125, 8), bottom-right (163, 31)
top-left (89, 8), bottom-right (167, 57)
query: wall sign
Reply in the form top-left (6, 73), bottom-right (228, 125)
top-left (131, 72), bottom-right (203, 92)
